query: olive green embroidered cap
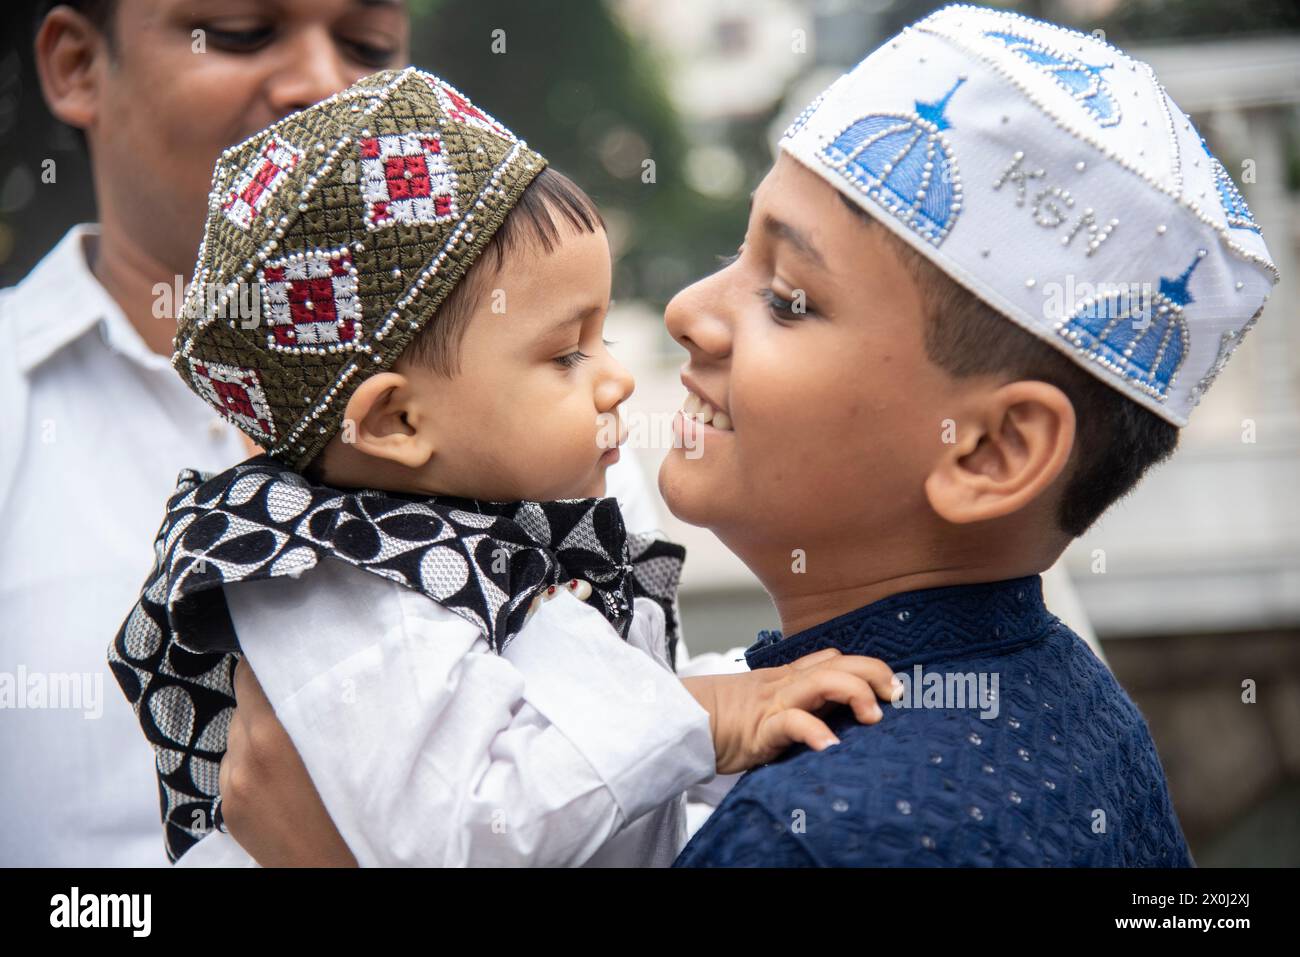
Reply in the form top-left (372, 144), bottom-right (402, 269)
top-left (174, 67), bottom-right (547, 469)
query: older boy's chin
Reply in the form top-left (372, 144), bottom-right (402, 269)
top-left (657, 444), bottom-right (724, 529)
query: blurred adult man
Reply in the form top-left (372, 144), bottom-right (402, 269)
top-left (0, 0), bottom-right (413, 865)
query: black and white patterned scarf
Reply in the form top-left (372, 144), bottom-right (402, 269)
top-left (108, 456), bottom-right (686, 862)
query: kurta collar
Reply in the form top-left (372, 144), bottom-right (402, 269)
top-left (746, 576), bottom-right (1055, 671)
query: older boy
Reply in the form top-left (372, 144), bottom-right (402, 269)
top-left (670, 4), bottom-right (1273, 866)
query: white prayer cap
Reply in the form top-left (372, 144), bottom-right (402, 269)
top-left (779, 3), bottom-right (1277, 426)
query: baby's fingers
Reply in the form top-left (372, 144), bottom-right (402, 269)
top-left (782, 670), bottom-right (884, 725)
top-left (819, 655), bottom-right (901, 704)
top-left (762, 708), bottom-right (841, 754)
top-left (786, 647), bottom-right (842, 671)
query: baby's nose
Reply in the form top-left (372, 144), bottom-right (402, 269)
top-left (598, 358), bottom-right (635, 409)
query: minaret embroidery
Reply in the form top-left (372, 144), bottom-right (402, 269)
top-left (985, 30), bottom-right (1120, 128)
top-left (818, 77), bottom-right (966, 247)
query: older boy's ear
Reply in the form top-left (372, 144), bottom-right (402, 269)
top-left (924, 381), bottom-right (1075, 525)
top-left (339, 372), bottom-right (437, 469)
top-left (34, 6), bottom-right (105, 132)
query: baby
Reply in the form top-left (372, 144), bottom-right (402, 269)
top-left (108, 67), bottom-right (897, 866)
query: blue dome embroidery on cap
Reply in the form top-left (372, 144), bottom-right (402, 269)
top-left (985, 30), bottom-right (1120, 128)
top-left (818, 77), bottom-right (965, 247)
top-left (1057, 251), bottom-right (1204, 401)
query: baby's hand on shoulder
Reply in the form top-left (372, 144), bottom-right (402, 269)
top-left (682, 649), bottom-right (900, 775)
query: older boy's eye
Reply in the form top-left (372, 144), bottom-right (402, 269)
top-left (554, 350), bottom-right (591, 369)
top-left (717, 243), bottom-right (749, 270)
top-left (759, 287), bottom-right (814, 322)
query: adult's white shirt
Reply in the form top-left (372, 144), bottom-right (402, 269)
top-left (0, 225), bottom-right (252, 865)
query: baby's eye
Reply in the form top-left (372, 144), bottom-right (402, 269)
top-left (554, 350), bottom-right (591, 369)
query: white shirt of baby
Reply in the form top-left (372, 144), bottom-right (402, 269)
top-left (178, 558), bottom-right (716, 867)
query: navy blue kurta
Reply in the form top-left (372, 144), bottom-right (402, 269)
top-left (675, 576), bottom-right (1194, 867)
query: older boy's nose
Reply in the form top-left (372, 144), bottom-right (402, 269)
top-left (664, 277), bottom-right (732, 360)
top-left (265, 28), bottom-right (357, 115)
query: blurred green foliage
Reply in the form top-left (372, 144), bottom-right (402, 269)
top-left (4, 0), bottom-right (1297, 289)
top-left (410, 0), bottom-right (753, 307)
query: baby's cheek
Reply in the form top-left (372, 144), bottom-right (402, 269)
top-left (518, 415), bottom-right (597, 497)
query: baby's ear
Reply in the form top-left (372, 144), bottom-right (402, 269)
top-left (924, 381), bottom-right (1076, 525)
top-left (338, 371), bottom-right (437, 469)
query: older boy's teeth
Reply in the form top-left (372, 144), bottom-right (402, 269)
top-left (681, 389), bottom-right (733, 430)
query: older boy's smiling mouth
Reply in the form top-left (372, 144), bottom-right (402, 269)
top-left (680, 374), bottom-right (733, 431)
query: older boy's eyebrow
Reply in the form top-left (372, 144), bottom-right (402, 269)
top-left (761, 213), bottom-right (827, 269)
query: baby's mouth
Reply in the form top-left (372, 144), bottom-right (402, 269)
top-left (682, 390), bottom-right (733, 431)
top-left (596, 411), bottom-right (629, 453)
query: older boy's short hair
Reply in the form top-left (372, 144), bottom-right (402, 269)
top-left (844, 196), bottom-right (1178, 537)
